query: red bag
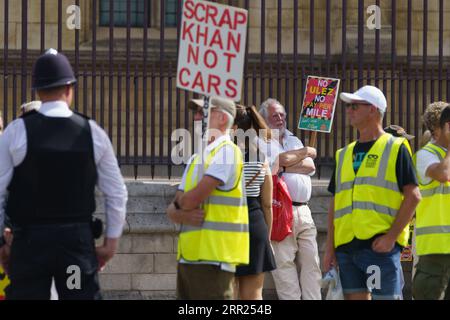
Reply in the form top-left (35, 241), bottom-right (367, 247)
top-left (270, 174), bottom-right (293, 241)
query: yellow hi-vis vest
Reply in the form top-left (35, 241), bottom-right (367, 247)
top-left (413, 142), bottom-right (450, 255)
top-left (177, 140), bottom-right (249, 265)
top-left (334, 133), bottom-right (411, 248)
top-left (0, 266), bottom-right (9, 300)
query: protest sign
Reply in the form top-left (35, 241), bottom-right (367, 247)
top-left (298, 76), bottom-right (340, 133)
top-left (176, 0), bottom-right (248, 101)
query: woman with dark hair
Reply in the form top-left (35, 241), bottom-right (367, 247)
top-left (232, 105), bottom-right (276, 300)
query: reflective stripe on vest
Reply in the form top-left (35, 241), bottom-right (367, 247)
top-left (182, 221), bottom-right (249, 233)
top-left (413, 142), bottom-right (450, 255)
top-left (416, 225), bottom-right (450, 236)
top-left (177, 139), bottom-right (249, 265)
top-left (335, 202), bottom-right (398, 219)
top-left (334, 134), bottom-right (410, 248)
top-left (420, 184), bottom-right (450, 197)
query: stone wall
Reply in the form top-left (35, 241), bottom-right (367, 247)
top-left (96, 181), bottom-right (179, 299)
top-left (96, 180), bottom-right (413, 300)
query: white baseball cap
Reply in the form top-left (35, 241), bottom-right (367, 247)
top-left (340, 85), bottom-right (387, 113)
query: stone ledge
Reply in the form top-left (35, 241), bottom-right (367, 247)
top-left (97, 211), bottom-right (328, 235)
top-left (126, 213), bottom-right (178, 234)
top-left (96, 179), bottom-right (331, 200)
top-left (102, 290), bottom-right (177, 300)
top-left (94, 212), bottom-right (178, 235)
top-left (94, 180), bottom-right (332, 218)
top-left (95, 196), bottom-right (174, 214)
top-left (123, 180), bottom-right (180, 197)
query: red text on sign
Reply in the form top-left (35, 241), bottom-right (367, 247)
top-left (183, 0), bottom-right (247, 30)
top-left (178, 68), bottom-right (238, 99)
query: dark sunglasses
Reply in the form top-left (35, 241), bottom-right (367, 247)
top-left (345, 103), bottom-right (372, 110)
top-left (345, 104), bottom-right (359, 110)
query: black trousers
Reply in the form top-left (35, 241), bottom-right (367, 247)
top-left (6, 222), bottom-right (101, 300)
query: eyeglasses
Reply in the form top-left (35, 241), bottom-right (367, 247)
top-left (345, 103), bottom-right (372, 110)
top-left (345, 104), bottom-right (359, 110)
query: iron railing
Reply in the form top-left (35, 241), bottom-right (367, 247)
top-left (1, 0), bottom-right (449, 178)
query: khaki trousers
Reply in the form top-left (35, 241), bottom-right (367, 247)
top-left (271, 205), bottom-right (322, 300)
top-left (177, 263), bottom-right (235, 300)
top-left (413, 254), bottom-right (450, 300)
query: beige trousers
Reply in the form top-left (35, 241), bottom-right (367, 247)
top-left (271, 205), bottom-right (322, 300)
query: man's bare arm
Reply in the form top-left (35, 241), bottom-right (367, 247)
top-left (277, 147), bottom-right (317, 168)
top-left (166, 191), bottom-right (184, 224)
top-left (426, 123), bottom-right (450, 182)
top-left (260, 162), bottom-right (273, 236)
top-left (166, 190), bottom-right (205, 226)
top-left (284, 157), bottom-right (316, 175)
top-left (178, 176), bottom-right (222, 210)
top-left (323, 198), bottom-right (337, 272)
top-left (425, 152), bottom-right (450, 183)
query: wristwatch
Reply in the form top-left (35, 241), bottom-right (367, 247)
top-left (173, 200), bottom-right (181, 210)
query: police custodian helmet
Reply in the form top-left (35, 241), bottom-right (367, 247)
top-left (32, 48), bottom-right (77, 90)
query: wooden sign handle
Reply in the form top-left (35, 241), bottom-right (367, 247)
top-left (309, 131), bottom-right (318, 148)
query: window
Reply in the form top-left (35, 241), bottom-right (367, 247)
top-left (99, 0), bottom-right (178, 28)
top-left (164, 0), bottom-right (177, 27)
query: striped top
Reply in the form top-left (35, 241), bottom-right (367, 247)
top-left (244, 161), bottom-right (267, 197)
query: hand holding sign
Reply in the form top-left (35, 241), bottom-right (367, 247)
top-left (298, 76), bottom-right (341, 147)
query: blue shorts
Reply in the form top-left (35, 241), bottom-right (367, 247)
top-left (335, 240), bottom-right (403, 300)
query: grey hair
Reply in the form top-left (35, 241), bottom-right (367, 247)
top-left (220, 110), bottom-right (234, 130)
top-left (259, 98), bottom-right (284, 121)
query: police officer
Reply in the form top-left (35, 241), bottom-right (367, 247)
top-left (0, 49), bottom-right (128, 300)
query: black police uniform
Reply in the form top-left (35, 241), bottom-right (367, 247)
top-left (4, 49), bottom-right (101, 300)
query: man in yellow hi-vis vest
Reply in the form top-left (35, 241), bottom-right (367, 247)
top-left (413, 102), bottom-right (450, 300)
top-left (166, 96), bottom-right (249, 300)
top-left (323, 85), bottom-right (421, 300)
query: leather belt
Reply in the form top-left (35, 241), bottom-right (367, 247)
top-left (292, 202), bottom-right (309, 206)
